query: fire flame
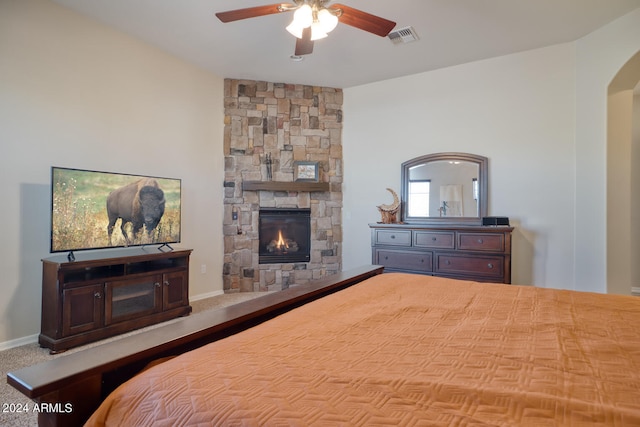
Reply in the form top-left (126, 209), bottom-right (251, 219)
top-left (276, 230), bottom-right (289, 250)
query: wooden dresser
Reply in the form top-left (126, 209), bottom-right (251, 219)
top-left (370, 224), bottom-right (513, 283)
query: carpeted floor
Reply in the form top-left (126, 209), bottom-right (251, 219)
top-left (0, 291), bottom-right (269, 427)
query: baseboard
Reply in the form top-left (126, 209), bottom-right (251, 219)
top-left (190, 289), bottom-right (224, 302)
top-left (0, 333), bottom-right (38, 352)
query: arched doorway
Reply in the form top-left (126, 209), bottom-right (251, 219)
top-left (607, 50), bottom-right (640, 295)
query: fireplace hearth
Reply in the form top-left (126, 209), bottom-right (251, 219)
top-left (259, 209), bottom-right (311, 264)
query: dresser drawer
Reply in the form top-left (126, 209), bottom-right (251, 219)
top-left (373, 229), bottom-right (412, 246)
top-left (458, 233), bottom-right (504, 252)
top-left (435, 253), bottom-right (504, 279)
top-left (414, 231), bottom-right (455, 249)
top-left (374, 249), bottom-right (432, 272)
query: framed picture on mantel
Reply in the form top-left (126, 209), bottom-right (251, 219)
top-left (294, 161), bottom-right (319, 182)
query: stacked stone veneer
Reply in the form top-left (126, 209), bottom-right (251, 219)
top-left (223, 79), bottom-right (343, 292)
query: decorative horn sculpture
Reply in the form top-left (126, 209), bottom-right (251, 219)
top-left (377, 188), bottom-right (400, 224)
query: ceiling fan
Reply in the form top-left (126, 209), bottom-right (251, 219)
top-left (215, 1), bottom-right (396, 56)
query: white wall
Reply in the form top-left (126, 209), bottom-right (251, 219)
top-left (575, 8), bottom-right (640, 293)
top-left (343, 8), bottom-right (640, 293)
top-left (632, 92), bottom-right (640, 292)
top-left (342, 44), bottom-right (576, 289)
top-left (607, 87), bottom-right (635, 295)
top-left (634, 93), bottom-right (640, 291)
top-left (0, 0), bottom-right (225, 347)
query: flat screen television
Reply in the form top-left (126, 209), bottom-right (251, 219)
top-left (51, 167), bottom-right (181, 254)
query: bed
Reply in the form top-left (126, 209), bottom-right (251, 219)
top-left (84, 271), bottom-right (640, 426)
top-left (8, 267), bottom-right (640, 426)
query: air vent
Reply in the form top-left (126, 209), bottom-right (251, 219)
top-left (388, 26), bottom-right (419, 44)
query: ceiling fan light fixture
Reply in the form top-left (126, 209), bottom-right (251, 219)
top-left (286, 4), bottom-right (313, 38)
top-left (294, 4), bottom-right (313, 26)
top-left (286, 21), bottom-right (304, 38)
top-left (316, 8), bottom-right (338, 33)
top-left (310, 21), bottom-right (328, 40)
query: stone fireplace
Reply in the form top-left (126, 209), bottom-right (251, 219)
top-left (223, 79), bottom-right (343, 292)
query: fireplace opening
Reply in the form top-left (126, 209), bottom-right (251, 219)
top-left (259, 208), bottom-right (311, 264)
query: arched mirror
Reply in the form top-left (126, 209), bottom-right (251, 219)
top-left (401, 152), bottom-right (488, 225)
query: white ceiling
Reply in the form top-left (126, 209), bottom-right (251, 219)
top-left (52, 0), bottom-right (640, 89)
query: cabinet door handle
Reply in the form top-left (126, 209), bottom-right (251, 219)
top-left (164, 280), bottom-right (170, 286)
top-left (487, 263), bottom-right (493, 269)
top-left (94, 292), bottom-right (101, 299)
top-left (155, 282), bottom-right (161, 287)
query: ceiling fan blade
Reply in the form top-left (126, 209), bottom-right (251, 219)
top-left (215, 4), bottom-right (292, 23)
top-left (331, 4), bottom-right (396, 37)
top-left (295, 27), bottom-right (314, 55)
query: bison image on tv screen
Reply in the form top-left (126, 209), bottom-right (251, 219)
top-left (50, 167), bottom-right (181, 253)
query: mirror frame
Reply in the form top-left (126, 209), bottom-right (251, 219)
top-left (401, 152), bottom-right (488, 225)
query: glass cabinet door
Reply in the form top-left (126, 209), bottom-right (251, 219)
top-left (105, 275), bottom-right (162, 325)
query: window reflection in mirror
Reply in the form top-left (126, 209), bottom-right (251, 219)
top-left (407, 180), bottom-right (430, 216)
top-left (408, 160), bottom-right (479, 217)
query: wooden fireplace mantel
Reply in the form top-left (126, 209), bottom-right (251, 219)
top-left (242, 181), bottom-right (330, 192)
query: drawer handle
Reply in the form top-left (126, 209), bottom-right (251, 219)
top-left (432, 237), bottom-right (437, 241)
top-left (487, 263), bottom-right (493, 269)
top-left (445, 260), bottom-right (451, 265)
top-left (384, 256), bottom-right (389, 260)
top-left (477, 238), bottom-right (484, 244)
top-left (390, 235), bottom-right (396, 239)
top-left (94, 292), bottom-right (101, 299)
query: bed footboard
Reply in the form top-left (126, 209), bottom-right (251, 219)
top-left (7, 265), bottom-right (383, 427)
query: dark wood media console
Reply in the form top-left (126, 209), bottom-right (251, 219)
top-left (39, 247), bottom-right (193, 353)
top-left (9, 265), bottom-right (383, 427)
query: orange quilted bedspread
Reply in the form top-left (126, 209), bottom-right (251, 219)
top-left (86, 273), bottom-right (640, 426)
